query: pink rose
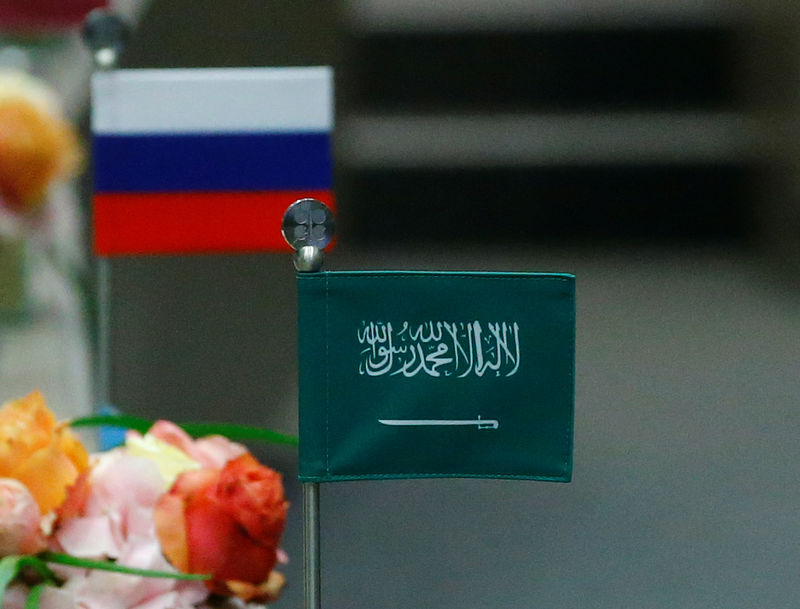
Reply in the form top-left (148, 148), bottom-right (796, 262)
top-left (0, 478), bottom-right (45, 556)
top-left (146, 420), bottom-right (247, 469)
top-left (52, 452), bottom-right (207, 609)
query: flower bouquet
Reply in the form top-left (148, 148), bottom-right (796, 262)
top-left (0, 69), bottom-right (81, 317)
top-left (0, 391), bottom-right (295, 609)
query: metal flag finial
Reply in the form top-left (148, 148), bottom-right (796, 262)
top-left (282, 198), bottom-right (334, 273)
top-left (82, 9), bottom-right (130, 71)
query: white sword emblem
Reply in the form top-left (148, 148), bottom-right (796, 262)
top-left (378, 416), bottom-right (499, 430)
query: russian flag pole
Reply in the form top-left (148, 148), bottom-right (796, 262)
top-left (282, 199), bottom-right (335, 609)
top-left (82, 10), bottom-right (129, 414)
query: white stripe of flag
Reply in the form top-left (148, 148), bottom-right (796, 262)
top-left (91, 66), bottom-right (333, 135)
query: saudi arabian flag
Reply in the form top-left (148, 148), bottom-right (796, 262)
top-left (297, 271), bottom-right (575, 483)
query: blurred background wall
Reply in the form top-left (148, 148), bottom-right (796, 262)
top-left (6, 0), bottom-right (800, 607)
top-left (112, 1), bottom-right (800, 608)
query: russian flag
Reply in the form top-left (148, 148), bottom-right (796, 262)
top-left (91, 67), bottom-right (333, 256)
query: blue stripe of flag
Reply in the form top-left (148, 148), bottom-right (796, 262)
top-left (93, 132), bottom-right (332, 193)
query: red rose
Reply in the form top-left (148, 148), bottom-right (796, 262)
top-left (154, 454), bottom-right (288, 602)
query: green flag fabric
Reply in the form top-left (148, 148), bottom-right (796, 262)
top-left (297, 271), bottom-right (575, 482)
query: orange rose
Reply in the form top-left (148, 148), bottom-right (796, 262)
top-left (154, 453), bottom-right (288, 602)
top-left (0, 391), bottom-right (89, 514)
top-left (0, 70), bottom-right (81, 214)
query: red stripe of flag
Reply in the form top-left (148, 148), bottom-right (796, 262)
top-left (93, 190), bottom-right (334, 256)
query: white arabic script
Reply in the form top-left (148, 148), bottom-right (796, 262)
top-left (357, 321), bottom-right (521, 378)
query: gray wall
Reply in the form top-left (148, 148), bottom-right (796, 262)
top-left (105, 3), bottom-right (800, 607)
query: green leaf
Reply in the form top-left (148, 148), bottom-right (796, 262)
top-left (68, 415), bottom-right (299, 447)
top-left (68, 414), bottom-right (153, 434)
top-left (0, 555), bottom-right (24, 607)
top-left (21, 559), bottom-right (57, 585)
top-left (39, 552), bottom-right (210, 581)
top-left (0, 555), bottom-right (57, 608)
top-left (178, 422), bottom-right (299, 447)
top-left (24, 583), bottom-right (46, 609)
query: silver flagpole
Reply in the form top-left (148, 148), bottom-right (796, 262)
top-left (95, 257), bottom-right (111, 407)
top-left (82, 10), bottom-right (129, 411)
top-left (282, 199), bottom-right (335, 609)
top-left (303, 481), bottom-right (321, 609)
